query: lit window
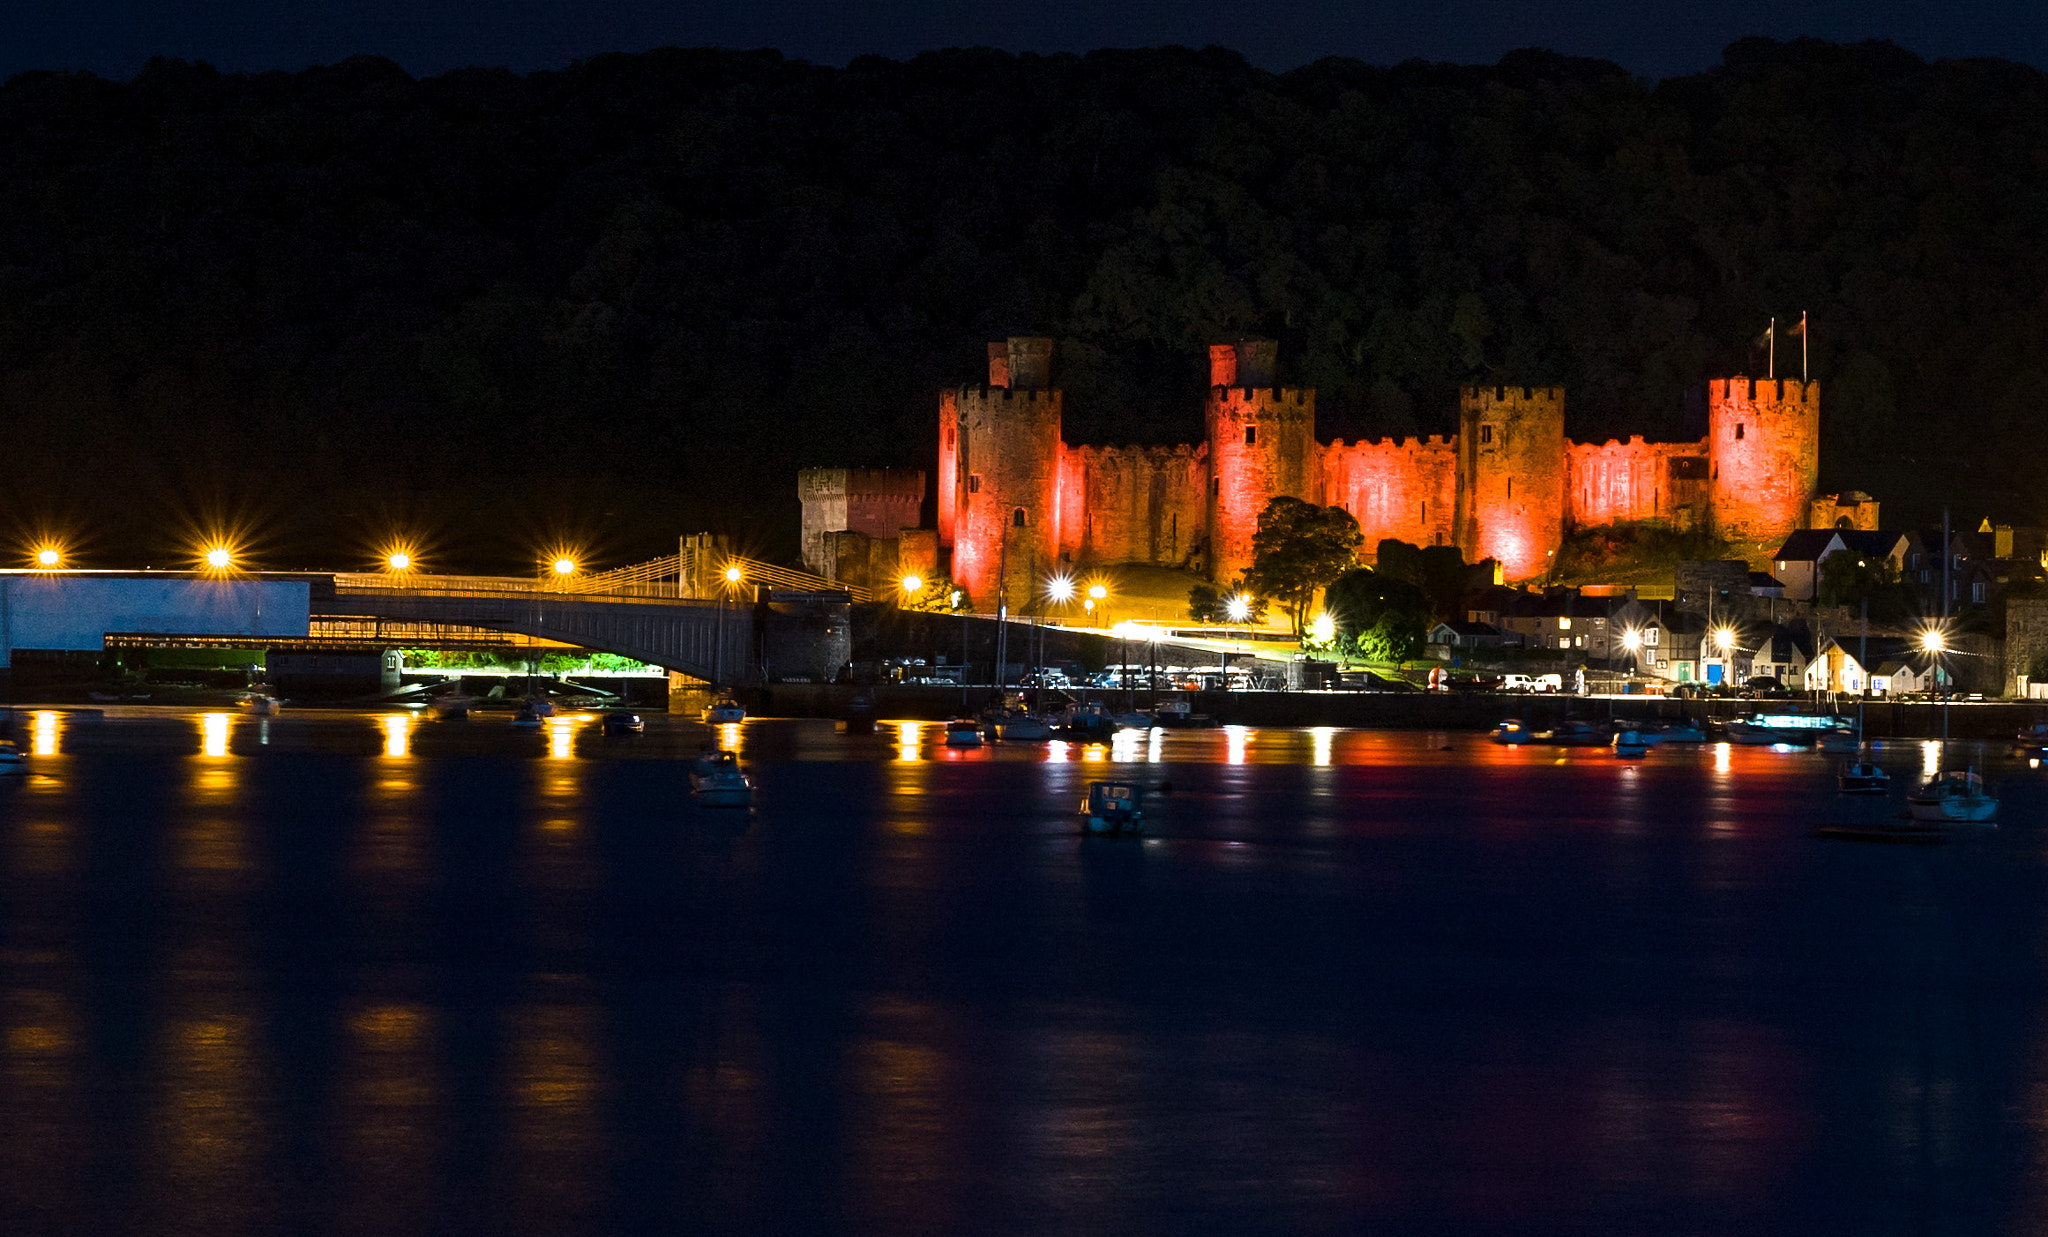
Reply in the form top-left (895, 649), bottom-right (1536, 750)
top-left (1646, 628), bottom-right (1659, 646)
top-left (1558, 617), bottom-right (1571, 630)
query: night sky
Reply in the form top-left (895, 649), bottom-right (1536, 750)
top-left (7, 0), bottom-right (2046, 82)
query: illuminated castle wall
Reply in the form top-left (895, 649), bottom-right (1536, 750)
top-left (935, 338), bottom-right (1838, 602)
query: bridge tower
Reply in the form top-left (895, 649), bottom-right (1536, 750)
top-left (1455, 385), bottom-right (1566, 580)
top-left (950, 337), bottom-right (1062, 611)
top-left (1204, 340), bottom-right (1318, 584)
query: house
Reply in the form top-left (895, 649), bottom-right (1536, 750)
top-left (1750, 623), bottom-right (1814, 686)
top-left (1769, 530), bottom-right (1911, 602)
top-left (1428, 620), bottom-right (1505, 650)
top-left (1805, 635), bottom-right (1941, 695)
top-left (1494, 592), bottom-right (1624, 657)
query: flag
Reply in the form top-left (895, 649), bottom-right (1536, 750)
top-left (1785, 317), bottom-right (1805, 339)
top-left (1752, 322), bottom-right (1773, 349)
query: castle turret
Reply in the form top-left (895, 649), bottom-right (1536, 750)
top-left (1205, 340), bottom-right (1317, 583)
top-left (1706, 377), bottom-right (1819, 545)
top-left (1455, 386), bottom-right (1566, 580)
top-left (951, 337), bottom-right (1062, 610)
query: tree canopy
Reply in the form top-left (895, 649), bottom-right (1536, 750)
top-left (1, 40), bottom-right (2045, 568)
top-left (1245, 497), bottom-right (1364, 633)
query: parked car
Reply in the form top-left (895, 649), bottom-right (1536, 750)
top-left (1740, 676), bottom-right (1790, 699)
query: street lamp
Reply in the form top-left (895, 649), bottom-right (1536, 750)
top-left (1225, 594), bottom-right (1252, 624)
top-left (1921, 627), bottom-right (1950, 746)
top-left (552, 557), bottom-right (577, 576)
top-left (899, 573), bottom-right (923, 602)
top-left (203, 545), bottom-right (234, 573)
top-left (1308, 612), bottom-right (1336, 646)
top-left (1046, 575), bottom-right (1075, 605)
top-left (33, 546), bottom-right (61, 569)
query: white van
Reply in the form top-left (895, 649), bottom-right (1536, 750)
top-left (1501, 673), bottom-right (1562, 693)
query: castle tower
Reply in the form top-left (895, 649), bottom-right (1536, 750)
top-left (950, 337), bottom-right (1062, 610)
top-left (1454, 386), bottom-right (1566, 580)
top-left (1205, 340), bottom-right (1318, 583)
top-left (1706, 377), bottom-right (1819, 544)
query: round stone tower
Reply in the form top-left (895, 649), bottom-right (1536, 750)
top-left (1454, 385), bottom-right (1566, 580)
top-left (1706, 376), bottom-right (1819, 546)
top-left (1205, 340), bottom-right (1318, 584)
top-left (952, 337), bottom-right (1062, 611)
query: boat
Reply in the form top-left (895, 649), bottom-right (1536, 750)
top-left (0, 740), bottom-right (24, 776)
top-left (2016, 722), bottom-right (2048, 752)
top-left (601, 711), bottom-right (644, 735)
top-left (994, 713), bottom-right (1053, 741)
top-left (690, 751), bottom-right (753, 807)
top-left (1724, 712), bottom-right (1852, 746)
top-left (430, 693), bottom-right (473, 719)
top-left (1079, 780), bottom-right (1145, 835)
top-left (1906, 770), bottom-right (1999, 824)
top-left (248, 694), bottom-right (282, 715)
top-left (1053, 702), bottom-right (1118, 741)
top-left (1490, 719), bottom-right (1536, 745)
top-left (1838, 761), bottom-right (1890, 793)
top-left (1112, 711), bottom-right (1155, 731)
top-left (1537, 720), bottom-right (1608, 746)
top-left (1637, 720), bottom-right (1705, 744)
top-left (943, 717), bottom-right (983, 747)
top-left (1151, 699), bottom-right (1217, 729)
top-left (843, 691), bottom-right (878, 735)
top-left (1612, 729), bottom-right (1650, 758)
top-left (703, 697), bottom-right (746, 724)
top-left (510, 700), bottom-right (548, 728)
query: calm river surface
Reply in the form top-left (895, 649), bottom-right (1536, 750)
top-left (3, 707), bottom-right (2048, 1235)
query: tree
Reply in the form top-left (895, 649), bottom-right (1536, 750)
top-left (1245, 497), bottom-right (1363, 635)
top-left (1816, 553), bottom-right (1917, 622)
top-left (1188, 577), bottom-right (1268, 624)
top-left (1324, 567), bottom-right (1431, 664)
top-left (1374, 538), bottom-right (1494, 621)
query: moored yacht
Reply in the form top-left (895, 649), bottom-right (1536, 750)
top-left (1838, 760), bottom-right (1889, 793)
top-left (1906, 769), bottom-right (1998, 823)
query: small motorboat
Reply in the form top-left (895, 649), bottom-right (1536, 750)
top-left (1640, 720), bottom-right (1706, 744)
top-left (1838, 760), bottom-right (1889, 793)
top-left (1612, 729), bottom-right (1650, 759)
top-left (690, 752), bottom-right (753, 807)
top-left (601, 711), bottom-right (644, 735)
top-left (431, 694), bottom-right (473, 719)
top-left (1113, 711), bottom-right (1155, 731)
top-left (703, 697), bottom-right (746, 724)
top-left (843, 691), bottom-right (878, 735)
top-left (510, 700), bottom-right (548, 728)
top-left (1538, 720), bottom-right (1608, 746)
top-left (994, 713), bottom-right (1053, 741)
top-left (1053, 703), bottom-right (1118, 741)
top-left (248, 694), bottom-right (282, 715)
top-left (1906, 770), bottom-right (1999, 824)
top-left (1079, 780), bottom-right (1145, 835)
top-left (943, 717), bottom-right (983, 747)
top-left (0, 740), bottom-right (25, 776)
top-left (1490, 719), bottom-right (1536, 745)
top-left (2017, 722), bottom-right (2048, 752)
top-left (1152, 699), bottom-right (1217, 729)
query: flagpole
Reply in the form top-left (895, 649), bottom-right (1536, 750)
top-left (1801, 310), bottom-right (1808, 381)
top-left (1768, 316), bottom-right (1775, 380)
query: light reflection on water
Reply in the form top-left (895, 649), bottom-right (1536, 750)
top-left (29, 711), bottom-right (60, 756)
top-left (0, 714), bottom-right (2037, 1234)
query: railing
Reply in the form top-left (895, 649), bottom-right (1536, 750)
top-left (336, 551), bottom-right (871, 603)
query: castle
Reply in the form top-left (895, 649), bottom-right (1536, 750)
top-left (804, 337), bottom-right (1876, 607)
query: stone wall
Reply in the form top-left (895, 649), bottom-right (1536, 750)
top-left (1320, 437), bottom-right (1458, 551)
top-left (1566, 437), bottom-right (1709, 530)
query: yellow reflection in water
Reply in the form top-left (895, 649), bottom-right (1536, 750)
top-left (1081, 744), bottom-right (1106, 762)
top-left (1046, 740), bottom-right (1070, 762)
top-left (380, 714), bottom-right (412, 758)
top-left (337, 1003), bottom-right (437, 1232)
top-left (1713, 742), bottom-right (1732, 774)
top-left (1147, 728), bottom-right (1162, 763)
top-left (896, 722), bottom-right (921, 763)
top-left (150, 1013), bottom-right (265, 1228)
top-left (1225, 725), bottom-right (1250, 765)
top-left (545, 715), bottom-right (590, 761)
top-left (1921, 740), bottom-right (1942, 778)
top-left (718, 721), bottom-right (743, 756)
top-left (1110, 729), bottom-right (1142, 762)
top-left (1311, 726), bottom-right (1335, 766)
top-left (29, 711), bottom-right (60, 756)
top-left (507, 1004), bottom-right (601, 1228)
top-left (198, 713), bottom-right (232, 758)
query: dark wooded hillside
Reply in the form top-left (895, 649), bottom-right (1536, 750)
top-left (1, 38), bottom-right (2042, 569)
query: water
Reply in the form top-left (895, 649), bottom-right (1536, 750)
top-left (3, 707), bottom-right (2047, 1235)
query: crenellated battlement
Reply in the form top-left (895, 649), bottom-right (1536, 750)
top-left (918, 341), bottom-right (1843, 589)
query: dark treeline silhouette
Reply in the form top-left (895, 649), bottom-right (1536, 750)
top-left (2, 38), bottom-right (2043, 570)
